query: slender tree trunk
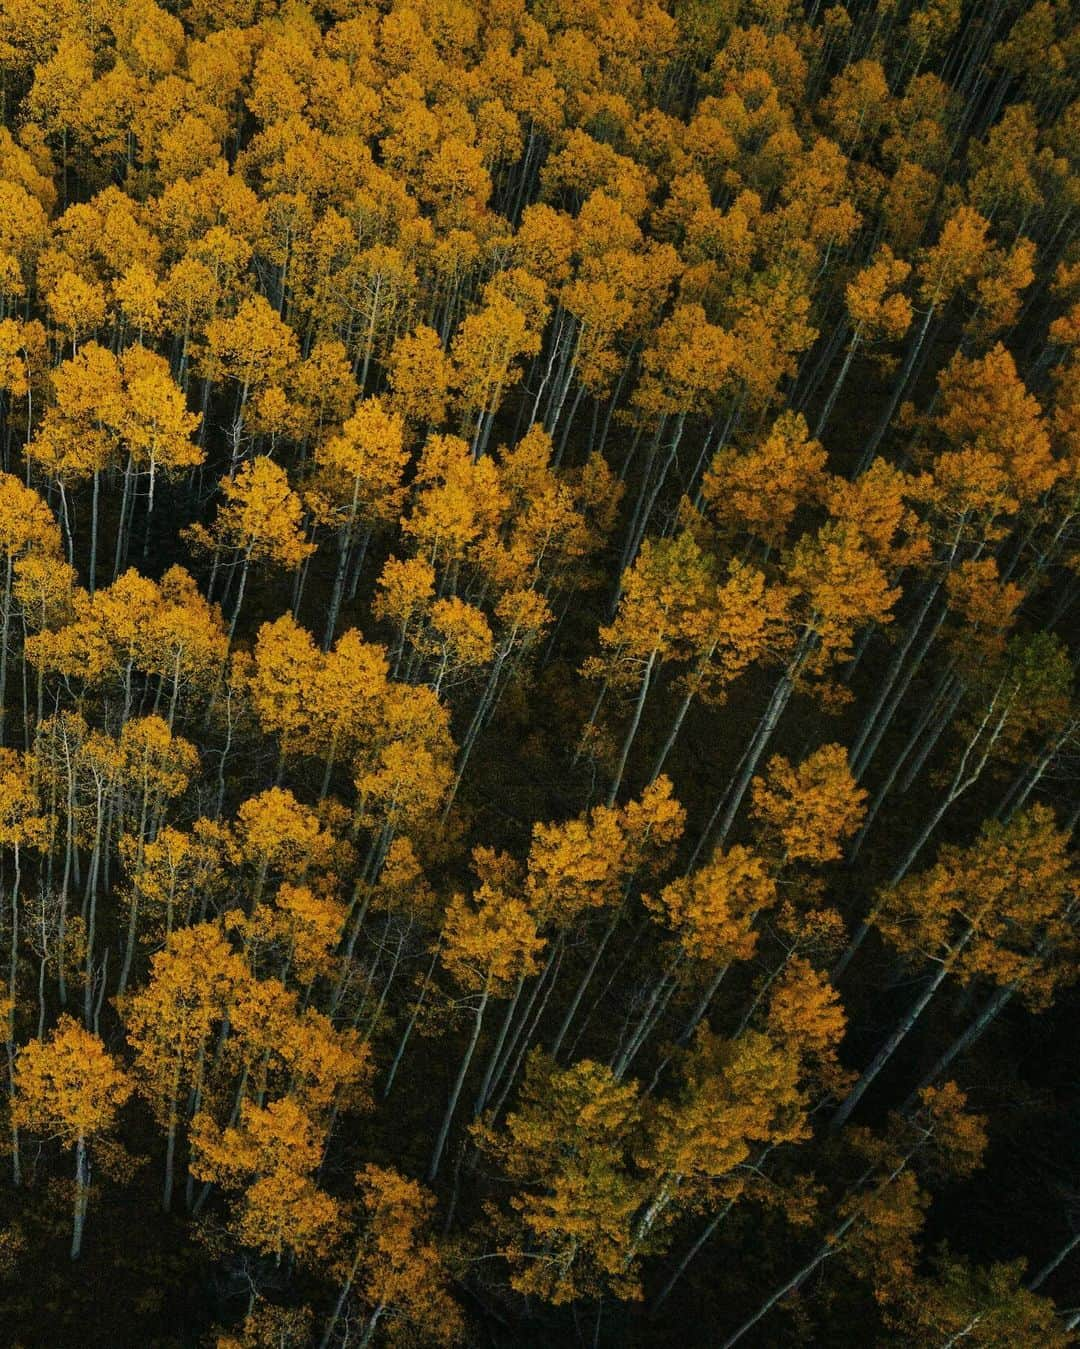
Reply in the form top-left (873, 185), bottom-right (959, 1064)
top-left (484, 937), bottom-right (561, 1109)
top-left (894, 674), bottom-right (963, 794)
top-left (1028, 1229), bottom-right (1080, 1292)
top-left (706, 655), bottom-right (801, 853)
top-left (847, 669), bottom-right (959, 872)
top-left (57, 480), bottom-right (74, 566)
top-left (607, 649), bottom-right (658, 806)
top-left (831, 937), bottom-right (969, 1132)
top-left (440, 647), bottom-right (508, 820)
top-left (566, 919), bottom-right (651, 1063)
top-left (428, 986), bottom-right (489, 1181)
top-left (550, 903), bottom-right (624, 1059)
top-left (854, 302), bottom-right (937, 475)
top-left (117, 841), bottom-right (147, 998)
top-left (324, 526), bottom-right (353, 652)
top-left (383, 939), bottom-right (442, 1098)
top-left (0, 556), bottom-right (12, 746)
top-left (554, 381), bottom-right (587, 466)
top-left (901, 966), bottom-right (1037, 1113)
top-left (227, 545), bottom-right (254, 644)
top-left (319, 1246), bottom-right (367, 1349)
top-left (612, 956), bottom-right (682, 1079)
top-left (114, 454), bottom-right (137, 580)
top-left (677, 961), bottom-right (730, 1046)
top-left (650, 1197), bottom-right (738, 1317)
top-left (849, 579), bottom-right (943, 776)
top-left (719, 1213), bottom-right (858, 1348)
top-left (474, 975), bottom-right (523, 1117)
top-left (162, 1057), bottom-right (182, 1213)
top-left (489, 942), bottom-right (564, 1120)
top-left (852, 605), bottom-right (950, 780)
top-left (618, 416), bottom-right (678, 581)
top-left (89, 469), bottom-right (100, 595)
top-left (358, 1304), bottom-right (386, 1349)
top-left (71, 1132), bottom-right (89, 1259)
top-left (83, 786), bottom-right (106, 1024)
top-left (813, 327), bottom-right (862, 438)
top-left (650, 683), bottom-right (697, 784)
top-left (6, 844), bottom-right (20, 1185)
top-left (884, 699), bottom-right (1004, 886)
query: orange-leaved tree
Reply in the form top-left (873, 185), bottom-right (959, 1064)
top-left (13, 1015), bottom-right (132, 1258)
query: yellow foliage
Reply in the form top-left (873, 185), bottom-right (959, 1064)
top-left (651, 843), bottom-right (775, 964)
top-left (14, 1015), bottom-right (132, 1143)
top-left (750, 743), bottom-right (866, 864)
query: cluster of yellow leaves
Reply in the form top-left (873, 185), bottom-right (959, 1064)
top-left (526, 776), bottom-right (685, 927)
top-left (702, 411), bottom-right (826, 550)
top-left (750, 744), bottom-right (867, 864)
top-left (650, 844), bottom-right (775, 965)
top-left (306, 395), bottom-right (409, 536)
top-left (233, 787), bottom-right (349, 887)
top-left (441, 884), bottom-right (545, 995)
top-left (185, 456), bottom-right (313, 571)
top-left (875, 806), bottom-right (1079, 1007)
top-left (28, 342), bottom-right (201, 486)
top-left (336, 1165), bottom-right (464, 1347)
top-left (236, 882), bottom-right (346, 985)
top-left (14, 1015), bottom-right (132, 1144)
top-left (26, 566), bottom-right (227, 713)
top-left (643, 1027), bottom-right (808, 1197)
top-left (119, 819), bottom-right (230, 940)
top-left (0, 747), bottom-right (50, 851)
top-left (588, 532), bottom-right (715, 687)
top-left (477, 1050), bottom-right (644, 1304)
top-left (844, 245), bottom-right (912, 342)
top-left (247, 613), bottom-right (391, 763)
top-left (190, 1097), bottom-right (339, 1263)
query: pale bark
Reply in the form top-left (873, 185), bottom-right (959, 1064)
top-left (71, 1132), bottom-right (89, 1259)
top-left (428, 985), bottom-right (489, 1182)
top-left (831, 934), bottom-right (970, 1131)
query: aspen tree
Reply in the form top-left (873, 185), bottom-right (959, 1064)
top-left (583, 532), bottom-right (713, 806)
top-left (651, 560), bottom-right (790, 781)
top-left (856, 205), bottom-right (1008, 472)
top-left (190, 1097), bottom-right (340, 1264)
top-left (26, 342), bottom-right (123, 587)
top-left (233, 788), bottom-right (345, 912)
top-left (474, 1050), bottom-right (644, 1303)
top-left (723, 1084), bottom-right (988, 1346)
top-left (833, 807), bottom-right (1078, 1130)
top-left (814, 245), bottom-right (913, 436)
top-left (427, 883), bottom-right (543, 1180)
top-left (115, 344), bottom-right (202, 565)
top-left (199, 295), bottom-right (300, 473)
top-left (0, 748), bottom-right (49, 1185)
top-left (113, 716), bottom-right (199, 995)
top-left (0, 317), bottom-right (48, 464)
top-left (119, 820), bottom-right (228, 943)
top-left (319, 1166), bottom-right (463, 1349)
top-left (124, 923), bottom-right (247, 1211)
top-left (307, 397), bottom-right (408, 648)
top-left (630, 1028), bottom-right (808, 1264)
top-left (543, 778), bottom-right (686, 1065)
top-left (385, 323), bottom-right (452, 430)
top-left (0, 475), bottom-right (60, 744)
top-left (185, 458), bottom-right (314, 641)
top-left (892, 1249), bottom-right (1073, 1347)
top-left (450, 288), bottom-right (541, 459)
top-left (702, 519), bottom-right (899, 853)
top-left (700, 410), bottom-right (827, 552)
top-left (13, 1016), bottom-right (132, 1258)
top-left (622, 303), bottom-right (735, 565)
